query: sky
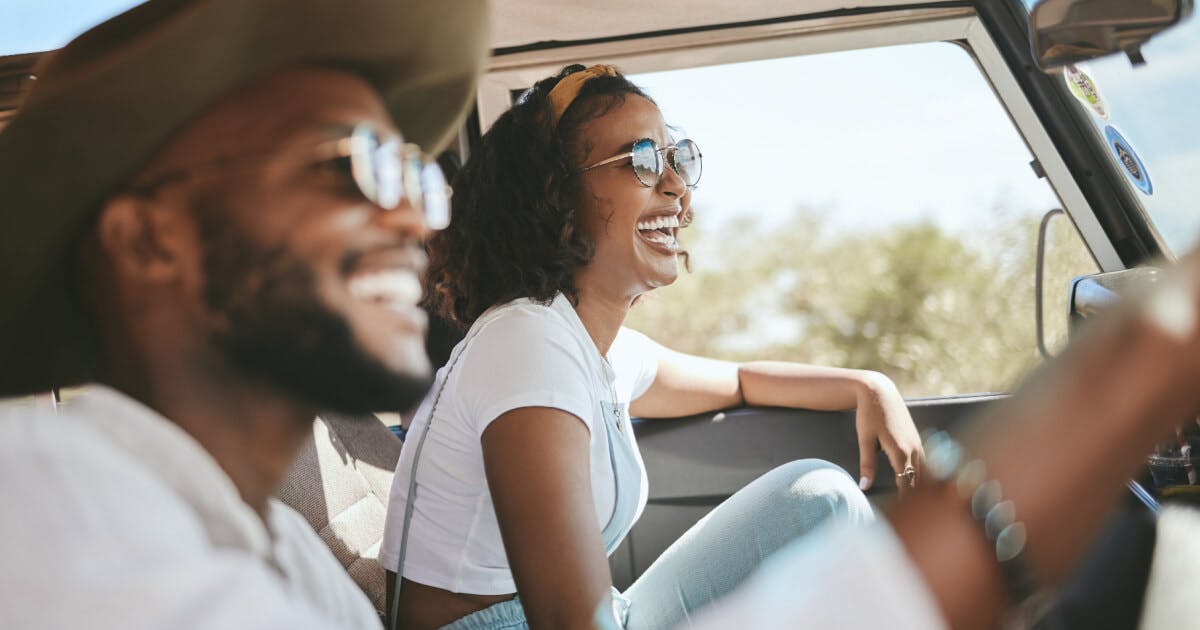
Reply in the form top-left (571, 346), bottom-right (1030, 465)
top-left (0, 0), bottom-right (142, 54)
top-left (3, 0), bottom-right (1196, 252)
top-left (630, 42), bottom-right (1061, 238)
top-left (630, 14), bottom-right (1200, 249)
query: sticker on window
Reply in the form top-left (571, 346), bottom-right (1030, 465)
top-left (1064, 65), bottom-right (1109, 120)
top-left (1104, 125), bottom-right (1153, 196)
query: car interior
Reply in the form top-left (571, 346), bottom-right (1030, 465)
top-left (1, 0), bottom-right (1194, 625)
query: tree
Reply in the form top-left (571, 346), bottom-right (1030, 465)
top-left (626, 206), bottom-right (1097, 397)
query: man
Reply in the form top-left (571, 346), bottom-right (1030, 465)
top-left (0, 1), bottom-right (488, 628)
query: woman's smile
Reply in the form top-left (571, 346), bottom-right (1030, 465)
top-left (634, 208), bottom-right (682, 254)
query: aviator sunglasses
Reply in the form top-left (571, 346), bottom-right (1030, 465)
top-left (132, 122), bottom-right (452, 230)
top-left (578, 137), bottom-right (703, 189)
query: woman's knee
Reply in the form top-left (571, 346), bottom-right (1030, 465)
top-left (753, 459), bottom-right (874, 527)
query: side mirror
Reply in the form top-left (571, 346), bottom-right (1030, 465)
top-left (1029, 0), bottom-right (1194, 70)
top-left (1068, 266), bottom-right (1161, 326)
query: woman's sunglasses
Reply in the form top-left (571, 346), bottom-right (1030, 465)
top-left (578, 138), bottom-right (703, 189)
top-left (131, 122), bottom-right (452, 230)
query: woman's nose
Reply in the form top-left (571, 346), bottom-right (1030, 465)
top-left (656, 157), bottom-right (687, 198)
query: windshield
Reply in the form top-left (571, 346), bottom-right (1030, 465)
top-left (1053, 12), bottom-right (1200, 257)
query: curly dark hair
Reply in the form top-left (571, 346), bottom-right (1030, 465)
top-left (423, 64), bottom-right (657, 329)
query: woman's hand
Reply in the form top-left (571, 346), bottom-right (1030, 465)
top-left (853, 372), bottom-right (924, 494)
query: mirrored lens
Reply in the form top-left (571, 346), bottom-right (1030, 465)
top-left (402, 152), bottom-right (424, 211)
top-left (421, 161), bottom-right (451, 230)
top-left (348, 126), bottom-right (384, 207)
top-left (671, 139), bottom-right (702, 188)
top-left (630, 138), bottom-right (663, 187)
top-left (372, 139), bottom-right (403, 210)
top-left (346, 124), bottom-right (449, 230)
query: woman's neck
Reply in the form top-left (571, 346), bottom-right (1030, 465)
top-left (572, 287), bottom-right (633, 357)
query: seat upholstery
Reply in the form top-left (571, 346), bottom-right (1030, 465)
top-left (278, 413), bottom-right (401, 614)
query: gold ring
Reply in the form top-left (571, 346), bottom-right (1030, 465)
top-left (896, 467), bottom-right (917, 484)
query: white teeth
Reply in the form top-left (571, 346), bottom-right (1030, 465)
top-left (639, 230), bottom-right (679, 250)
top-left (636, 215), bottom-right (681, 231)
top-left (348, 269), bottom-right (422, 308)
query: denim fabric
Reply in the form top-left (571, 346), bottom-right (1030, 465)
top-left (441, 459), bottom-right (873, 630)
top-left (622, 459), bottom-right (874, 629)
top-left (439, 589), bottom-right (629, 630)
top-left (440, 596), bottom-right (528, 630)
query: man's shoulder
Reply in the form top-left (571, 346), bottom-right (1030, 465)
top-left (0, 409), bottom-right (362, 630)
top-left (0, 403), bottom-right (207, 542)
top-left (0, 401), bottom-right (115, 462)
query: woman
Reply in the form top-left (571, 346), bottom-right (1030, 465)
top-left (380, 64), bottom-right (923, 630)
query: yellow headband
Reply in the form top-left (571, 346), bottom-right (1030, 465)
top-left (546, 64), bottom-right (619, 127)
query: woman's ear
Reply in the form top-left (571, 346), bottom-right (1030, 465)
top-left (94, 193), bottom-right (192, 283)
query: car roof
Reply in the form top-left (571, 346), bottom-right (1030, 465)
top-left (489, 0), bottom-right (966, 49)
top-left (1, 1), bottom-right (968, 125)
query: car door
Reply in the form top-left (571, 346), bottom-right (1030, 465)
top-left (481, 0), bottom-right (1176, 588)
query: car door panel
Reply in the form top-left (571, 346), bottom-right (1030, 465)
top-left (610, 395), bottom-right (1003, 588)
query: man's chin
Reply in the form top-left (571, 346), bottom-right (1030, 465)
top-left (270, 333), bottom-right (435, 416)
top-left (308, 369), bottom-right (433, 417)
top-left (322, 337), bottom-right (434, 415)
top-left (197, 231), bottom-right (435, 418)
top-left (215, 307), bottom-right (434, 416)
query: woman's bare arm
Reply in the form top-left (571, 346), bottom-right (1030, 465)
top-left (630, 347), bottom-right (922, 489)
top-left (630, 346), bottom-right (884, 419)
top-left (482, 407), bottom-right (612, 629)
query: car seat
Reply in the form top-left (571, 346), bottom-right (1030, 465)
top-left (278, 413), bottom-right (401, 614)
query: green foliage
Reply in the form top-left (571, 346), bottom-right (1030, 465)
top-left (626, 208), bottom-right (1098, 397)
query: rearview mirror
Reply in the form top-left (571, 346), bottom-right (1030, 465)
top-left (1030, 0), bottom-right (1193, 70)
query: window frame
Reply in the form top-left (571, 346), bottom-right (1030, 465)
top-left (477, 6), bottom-right (1124, 272)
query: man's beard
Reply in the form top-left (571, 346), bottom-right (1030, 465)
top-left (196, 212), bottom-right (431, 415)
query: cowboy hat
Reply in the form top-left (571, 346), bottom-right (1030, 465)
top-left (0, 0), bottom-right (490, 396)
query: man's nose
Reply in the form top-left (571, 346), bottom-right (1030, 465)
top-left (374, 199), bottom-right (431, 240)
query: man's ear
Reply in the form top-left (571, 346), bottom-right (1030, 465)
top-left (94, 194), bottom-right (191, 283)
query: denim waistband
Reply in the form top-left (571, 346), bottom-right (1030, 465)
top-left (439, 596), bottom-right (528, 630)
top-left (439, 588), bottom-right (629, 630)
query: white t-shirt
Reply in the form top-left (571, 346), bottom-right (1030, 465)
top-left (379, 294), bottom-right (658, 595)
top-left (0, 386), bottom-right (381, 630)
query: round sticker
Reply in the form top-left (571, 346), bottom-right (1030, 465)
top-left (1104, 125), bottom-right (1153, 195)
top-left (1065, 64), bottom-right (1109, 120)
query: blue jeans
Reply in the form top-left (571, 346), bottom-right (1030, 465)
top-left (442, 459), bottom-right (875, 630)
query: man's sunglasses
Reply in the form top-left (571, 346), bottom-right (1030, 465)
top-left (132, 123), bottom-right (452, 230)
top-left (578, 138), bottom-right (703, 189)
